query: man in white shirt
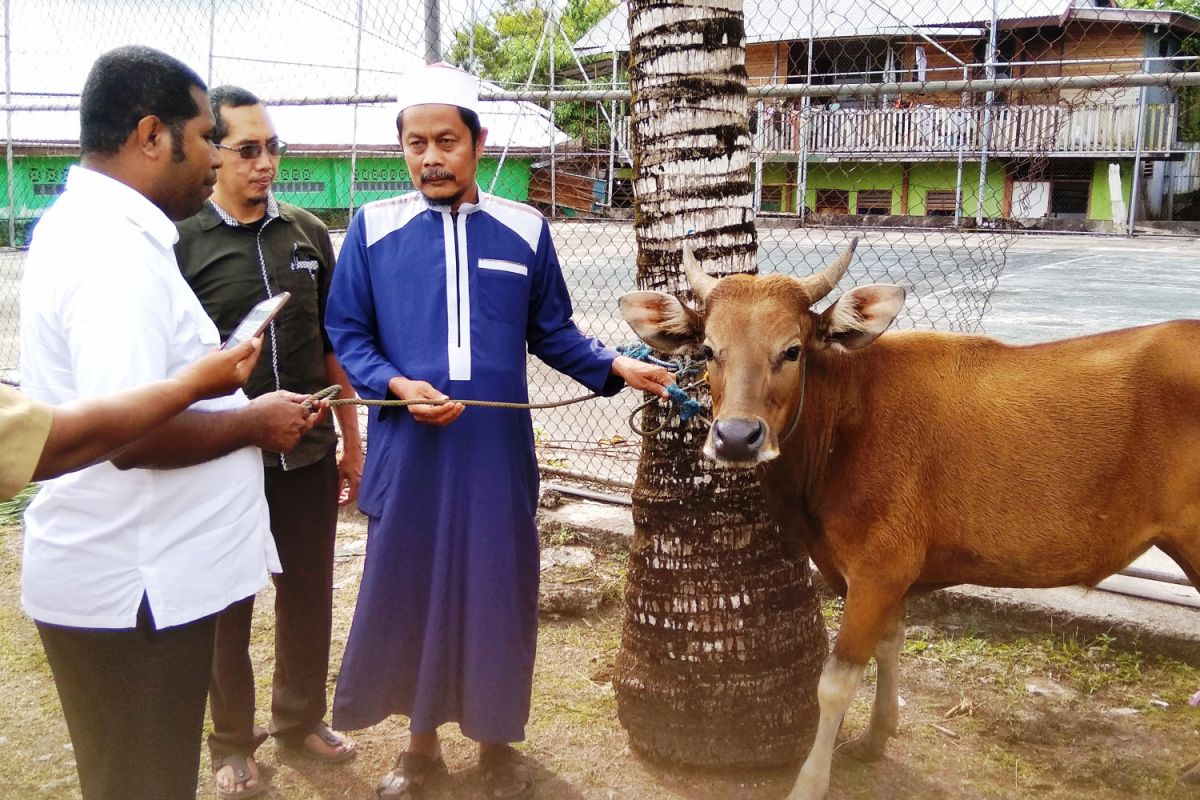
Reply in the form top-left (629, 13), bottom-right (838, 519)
top-left (19, 45), bottom-right (320, 800)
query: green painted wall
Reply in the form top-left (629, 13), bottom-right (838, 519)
top-left (1087, 160), bottom-right (1133, 222)
top-left (478, 158), bottom-right (532, 202)
top-left (274, 157), bottom-right (342, 210)
top-left (907, 161), bottom-right (1006, 218)
top-left (803, 162), bottom-right (906, 215)
top-left (759, 159), bottom-right (1006, 218)
top-left (1, 153), bottom-right (533, 244)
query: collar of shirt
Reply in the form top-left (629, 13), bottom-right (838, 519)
top-left (66, 165), bottom-right (179, 248)
top-left (205, 192), bottom-right (286, 229)
top-left (421, 184), bottom-right (485, 215)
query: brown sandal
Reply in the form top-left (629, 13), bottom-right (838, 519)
top-left (480, 746), bottom-right (533, 800)
top-left (376, 750), bottom-right (446, 798)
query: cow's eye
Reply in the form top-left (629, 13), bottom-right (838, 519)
top-left (783, 345), bottom-right (802, 362)
top-left (701, 344), bottom-right (715, 360)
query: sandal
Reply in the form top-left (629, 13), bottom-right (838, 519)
top-left (480, 746), bottom-right (534, 800)
top-left (376, 750), bottom-right (446, 798)
top-left (278, 721), bottom-right (358, 764)
top-left (211, 752), bottom-right (266, 800)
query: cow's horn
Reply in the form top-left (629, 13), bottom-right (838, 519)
top-left (798, 237), bottom-right (859, 303)
top-left (682, 242), bottom-right (717, 303)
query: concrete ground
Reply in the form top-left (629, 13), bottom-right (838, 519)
top-left (538, 496), bottom-right (1200, 661)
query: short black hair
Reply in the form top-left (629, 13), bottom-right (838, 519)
top-left (209, 85), bottom-right (262, 143)
top-left (80, 45), bottom-right (207, 159)
top-left (398, 106), bottom-right (482, 147)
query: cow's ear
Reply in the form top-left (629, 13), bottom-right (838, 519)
top-left (618, 290), bottom-right (705, 355)
top-left (816, 284), bottom-right (906, 351)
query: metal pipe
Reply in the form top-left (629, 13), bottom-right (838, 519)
top-left (606, 49), bottom-right (617, 207)
top-left (954, 65), bottom-right (968, 225)
top-left (798, 19), bottom-right (815, 221)
top-left (207, 0), bottom-right (216, 84)
top-left (541, 480), bottom-right (633, 506)
top-left (541, 467), bottom-right (633, 491)
top-left (1128, 82), bottom-right (1149, 236)
top-left (4, 0), bottom-right (14, 249)
top-left (975, 0), bottom-right (999, 227)
top-left (424, 0), bottom-right (440, 64)
top-left (482, 70), bottom-right (1200, 104)
top-left (347, 0), bottom-right (363, 221)
top-left (13, 70), bottom-right (1200, 113)
top-left (1118, 565), bottom-right (1193, 588)
top-left (550, 16), bottom-right (556, 218)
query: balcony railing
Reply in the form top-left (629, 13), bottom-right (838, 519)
top-left (748, 101), bottom-right (1177, 157)
top-left (610, 102), bottom-right (1177, 158)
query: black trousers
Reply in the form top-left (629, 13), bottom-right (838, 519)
top-left (208, 447), bottom-right (340, 760)
top-left (37, 597), bottom-right (216, 800)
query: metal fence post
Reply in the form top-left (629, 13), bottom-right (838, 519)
top-left (1128, 77), bottom-right (1148, 236)
top-left (347, 0), bottom-right (363, 223)
top-left (4, 0), bottom-right (14, 249)
top-left (425, 0), bottom-right (440, 64)
top-left (975, 0), bottom-right (999, 226)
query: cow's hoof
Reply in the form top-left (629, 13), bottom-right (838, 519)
top-left (837, 733), bottom-right (888, 763)
top-left (1179, 757), bottom-right (1200, 786)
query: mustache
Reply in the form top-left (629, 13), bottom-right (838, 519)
top-left (421, 168), bottom-right (454, 182)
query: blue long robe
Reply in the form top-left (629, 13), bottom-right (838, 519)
top-left (325, 190), bottom-right (620, 742)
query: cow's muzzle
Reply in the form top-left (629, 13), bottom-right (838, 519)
top-left (710, 417), bottom-right (768, 463)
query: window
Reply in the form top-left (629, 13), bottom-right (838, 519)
top-left (856, 189), bottom-right (892, 215)
top-left (788, 39), bottom-right (890, 86)
top-left (354, 180), bottom-right (414, 193)
top-left (814, 189), bottom-right (850, 215)
top-left (1049, 181), bottom-right (1089, 217)
top-left (924, 190), bottom-right (958, 216)
top-left (760, 183), bottom-right (786, 213)
top-left (274, 181), bottom-right (326, 194)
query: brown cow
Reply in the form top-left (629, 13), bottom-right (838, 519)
top-left (618, 239), bottom-right (1200, 800)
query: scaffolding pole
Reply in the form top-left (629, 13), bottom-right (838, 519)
top-left (975, 0), bottom-right (999, 226)
top-left (347, 0), bottom-right (364, 221)
top-left (4, 0), bottom-right (14, 248)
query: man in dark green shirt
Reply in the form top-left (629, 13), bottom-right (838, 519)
top-left (175, 85), bottom-right (360, 799)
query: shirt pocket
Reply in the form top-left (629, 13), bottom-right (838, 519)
top-left (476, 259), bottom-right (530, 326)
top-left (277, 245), bottom-right (322, 322)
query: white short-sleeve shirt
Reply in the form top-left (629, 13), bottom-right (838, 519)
top-left (19, 165), bottom-right (279, 630)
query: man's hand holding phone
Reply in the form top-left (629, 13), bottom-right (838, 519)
top-left (222, 292), bottom-right (291, 350)
top-left (176, 339), bottom-right (262, 400)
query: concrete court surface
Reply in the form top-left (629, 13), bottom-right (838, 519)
top-left (982, 233), bottom-right (1199, 606)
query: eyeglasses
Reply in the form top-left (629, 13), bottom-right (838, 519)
top-left (216, 140), bottom-right (287, 159)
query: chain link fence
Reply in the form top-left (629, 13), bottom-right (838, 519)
top-left (2, 0), bottom-right (1197, 485)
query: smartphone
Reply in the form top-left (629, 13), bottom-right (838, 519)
top-left (221, 292), bottom-right (291, 350)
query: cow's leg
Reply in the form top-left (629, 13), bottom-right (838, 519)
top-left (786, 585), bottom-right (905, 800)
top-left (839, 601), bottom-right (905, 762)
top-left (1157, 537), bottom-right (1200, 590)
top-left (1157, 536), bottom-right (1199, 786)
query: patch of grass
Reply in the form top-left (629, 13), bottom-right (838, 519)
top-left (543, 524), bottom-right (575, 548)
top-left (0, 483), bottom-right (38, 525)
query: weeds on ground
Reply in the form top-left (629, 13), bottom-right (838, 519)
top-left (0, 483), bottom-right (37, 525)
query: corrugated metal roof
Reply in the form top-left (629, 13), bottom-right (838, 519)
top-left (5, 82), bottom-right (569, 150)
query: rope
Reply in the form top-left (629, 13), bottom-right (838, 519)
top-left (301, 384), bottom-right (598, 412)
top-left (301, 340), bottom-right (712, 437)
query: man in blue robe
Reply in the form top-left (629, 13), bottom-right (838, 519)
top-left (325, 63), bottom-right (673, 800)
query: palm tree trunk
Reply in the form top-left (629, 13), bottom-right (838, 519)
top-left (613, 0), bottom-right (828, 769)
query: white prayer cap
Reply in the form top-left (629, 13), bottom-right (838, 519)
top-left (395, 62), bottom-right (480, 115)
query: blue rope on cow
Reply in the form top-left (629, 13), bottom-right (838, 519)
top-left (617, 341), bottom-right (705, 380)
top-left (665, 383), bottom-right (702, 423)
top-left (616, 342), bottom-right (677, 370)
top-left (619, 340), bottom-right (709, 435)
